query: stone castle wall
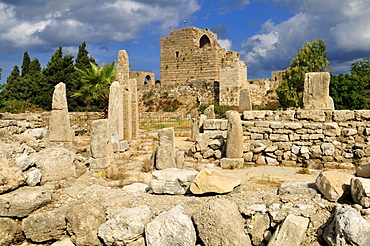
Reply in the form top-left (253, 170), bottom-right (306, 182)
top-left (160, 26), bottom-right (247, 106)
top-left (195, 110), bottom-right (370, 169)
top-left (129, 71), bottom-right (156, 88)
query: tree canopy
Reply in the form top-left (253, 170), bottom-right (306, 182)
top-left (276, 39), bottom-right (331, 108)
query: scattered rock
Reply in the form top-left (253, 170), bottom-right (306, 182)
top-left (0, 218), bottom-right (24, 246)
top-left (278, 181), bottom-right (317, 198)
top-left (193, 198), bottom-right (251, 246)
top-left (0, 160), bottom-right (26, 194)
top-left (98, 206), bottom-right (152, 246)
top-left (190, 168), bottom-right (241, 194)
top-left (150, 168), bottom-right (198, 195)
top-left (145, 205), bottom-right (196, 246)
top-left (351, 177), bottom-right (370, 208)
top-left (122, 183), bottom-right (150, 194)
top-left (268, 214), bottom-right (309, 246)
top-left (324, 204), bottom-right (370, 246)
top-left (315, 170), bottom-right (353, 202)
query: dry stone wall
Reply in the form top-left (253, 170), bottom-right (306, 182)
top-left (195, 110), bottom-right (370, 169)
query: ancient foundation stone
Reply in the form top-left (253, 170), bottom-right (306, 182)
top-left (303, 72), bottom-right (331, 109)
top-left (315, 170), bottom-right (353, 202)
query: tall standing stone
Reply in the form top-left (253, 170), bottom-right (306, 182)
top-left (239, 88), bottom-right (252, 111)
top-left (303, 72), bottom-right (331, 109)
top-left (130, 78), bottom-right (139, 140)
top-left (154, 127), bottom-right (175, 170)
top-left (48, 82), bottom-right (74, 145)
top-left (90, 119), bottom-right (112, 175)
top-left (117, 50), bottom-right (129, 87)
top-left (226, 111), bottom-right (243, 158)
top-left (108, 82), bottom-right (124, 141)
top-left (191, 118), bottom-right (199, 141)
top-left (204, 105), bottom-right (215, 119)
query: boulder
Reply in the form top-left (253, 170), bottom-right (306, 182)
top-left (268, 214), bottom-right (309, 246)
top-left (66, 199), bottom-right (106, 246)
top-left (247, 213), bottom-right (270, 246)
top-left (145, 205), bottom-right (196, 246)
top-left (122, 183), bottom-right (150, 194)
top-left (0, 186), bottom-right (52, 217)
top-left (0, 160), bottom-right (26, 194)
top-left (351, 177), bottom-right (370, 208)
top-left (98, 206), bottom-right (152, 246)
top-left (15, 153), bottom-right (34, 171)
top-left (193, 198), bottom-right (251, 246)
top-left (356, 163), bottom-right (370, 178)
top-left (31, 148), bottom-right (77, 184)
top-left (51, 238), bottom-right (75, 246)
top-left (24, 128), bottom-right (49, 140)
top-left (22, 208), bottom-right (67, 242)
top-left (0, 218), bottom-right (24, 246)
top-left (220, 158), bottom-right (244, 169)
top-left (315, 170), bottom-right (353, 202)
top-left (324, 204), bottom-right (370, 246)
top-left (24, 168), bottom-right (41, 186)
top-left (150, 168), bottom-right (198, 195)
top-left (278, 181), bottom-right (317, 198)
top-left (190, 168), bottom-right (241, 194)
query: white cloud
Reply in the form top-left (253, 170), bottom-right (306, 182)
top-left (218, 39), bottom-right (232, 51)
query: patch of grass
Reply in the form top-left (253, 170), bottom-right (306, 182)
top-left (297, 168), bottom-right (311, 174)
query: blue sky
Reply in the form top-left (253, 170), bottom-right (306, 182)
top-left (1, 0), bottom-right (369, 84)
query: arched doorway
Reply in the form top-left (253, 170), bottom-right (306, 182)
top-left (199, 35), bottom-right (211, 48)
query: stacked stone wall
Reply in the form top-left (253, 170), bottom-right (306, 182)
top-left (196, 110), bottom-right (370, 169)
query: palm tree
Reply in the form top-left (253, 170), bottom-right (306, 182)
top-left (73, 61), bottom-right (116, 116)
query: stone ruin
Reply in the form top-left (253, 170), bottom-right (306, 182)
top-left (160, 26), bottom-right (247, 106)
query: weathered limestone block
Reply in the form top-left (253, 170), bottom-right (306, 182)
top-left (15, 153), bottom-right (33, 171)
top-left (247, 213), bottom-right (270, 246)
top-left (315, 170), bottom-right (354, 202)
top-left (193, 198), bottom-right (252, 246)
top-left (296, 110), bottom-right (326, 122)
top-left (204, 105), bottom-right (215, 119)
top-left (333, 110), bottom-right (355, 121)
top-left (117, 50), bottom-right (129, 86)
top-left (220, 158), bottom-right (244, 169)
top-left (52, 82), bottom-right (68, 110)
top-left (190, 168), bottom-right (241, 194)
top-left (48, 110), bottom-right (73, 142)
top-left (24, 128), bottom-right (49, 140)
top-left (90, 119), bottom-right (111, 158)
top-left (321, 143), bottom-right (335, 156)
top-left (24, 168), bottom-right (41, 186)
top-left (98, 206), bottom-right (152, 246)
top-left (355, 110), bottom-right (370, 121)
top-left (150, 168), bottom-right (198, 195)
top-left (351, 177), bottom-right (370, 207)
top-left (145, 205), bottom-right (196, 246)
top-left (278, 181), bottom-right (317, 198)
top-left (356, 163), bottom-right (370, 178)
top-left (154, 127), bottom-right (175, 170)
top-left (324, 204), bottom-right (370, 246)
top-left (108, 81), bottom-right (124, 141)
top-left (0, 218), bottom-right (24, 246)
top-left (31, 148), bottom-right (77, 184)
top-left (239, 88), bottom-right (252, 111)
top-left (22, 208), bottom-right (67, 243)
top-left (0, 186), bottom-right (52, 217)
top-left (122, 183), bottom-right (150, 194)
top-left (226, 111), bottom-right (243, 158)
top-left (130, 78), bottom-right (139, 140)
top-left (0, 160), bottom-right (26, 194)
top-left (191, 118), bottom-right (199, 141)
top-left (268, 214), bottom-right (309, 246)
top-left (303, 72), bottom-right (331, 109)
top-left (66, 199), bottom-right (106, 246)
top-left (51, 238), bottom-right (75, 246)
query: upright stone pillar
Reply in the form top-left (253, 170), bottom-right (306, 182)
top-left (221, 111), bottom-right (244, 169)
top-left (191, 118), bottom-right (199, 141)
top-left (303, 72), bottom-right (331, 109)
top-left (204, 105), bottom-right (215, 119)
top-left (90, 119), bottom-right (112, 176)
top-left (117, 50), bottom-right (132, 142)
top-left (130, 78), bottom-right (139, 140)
top-left (239, 89), bottom-right (252, 111)
top-left (154, 127), bottom-right (176, 170)
top-left (48, 82), bottom-right (74, 148)
top-left (108, 81), bottom-right (124, 140)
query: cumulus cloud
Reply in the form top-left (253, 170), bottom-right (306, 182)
top-left (0, 0), bottom-right (200, 53)
top-left (218, 0), bottom-right (250, 14)
top-left (242, 0), bottom-right (370, 77)
top-left (218, 39), bottom-right (232, 51)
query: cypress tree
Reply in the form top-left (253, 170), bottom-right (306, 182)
top-left (1, 65), bottom-right (21, 101)
top-left (21, 51), bottom-right (31, 77)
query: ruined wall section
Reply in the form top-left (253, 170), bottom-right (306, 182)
top-left (248, 71), bottom-right (283, 107)
top-left (129, 71), bottom-right (156, 88)
top-left (160, 27), bottom-right (225, 85)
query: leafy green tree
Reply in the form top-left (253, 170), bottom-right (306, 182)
top-left (1, 65), bottom-right (21, 101)
top-left (35, 46), bottom-right (74, 110)
top-left (73, 61), bottom-right (116, 114)
top-left (0, 67), bottom-right (2, 80)
top-left (276, 39), bottom-right (331, 108)
top-left (330, 73), bottom-right (367, 109)
top-left (21, 51), bottom-right (31, 77)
